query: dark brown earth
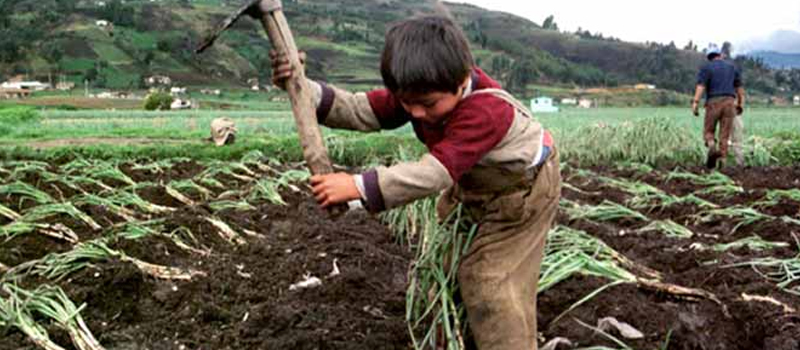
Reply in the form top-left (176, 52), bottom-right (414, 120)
top-left (0, 161), bottom-right (412, 350)
top-left (1, 161), bottom-right (800, 350)
top-left (545, 165), bottom-right (800, 350)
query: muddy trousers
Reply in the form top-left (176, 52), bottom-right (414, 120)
top-left (703, 97), bottom-right (737, 161)
top-left (453, 150), bottom-right (561, 350)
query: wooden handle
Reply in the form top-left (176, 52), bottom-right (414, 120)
top-left (258, 9), bottom-right (333, 176)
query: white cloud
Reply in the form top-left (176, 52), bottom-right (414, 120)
top-left (739, 30), bottom-right (800, 53)
top-left (453, 0), bottom-right (800, 53)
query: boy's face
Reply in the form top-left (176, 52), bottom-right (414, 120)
top-left (398, 78), bottom-right (468, 124)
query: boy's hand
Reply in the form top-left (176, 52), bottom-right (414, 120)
top-left (691, 100), bottom-right (699, 117)
top-left (310, 173), bottom-right (361, 208)
top-left (736, 104), bottom-right (744, 116)
top-left (269, 50), bottom-right (306, 90)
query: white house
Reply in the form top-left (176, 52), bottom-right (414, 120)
top-left (145, 75), bottom-right (172, 86)
top-left (96, 20), bottom-right (110, 27)
top-left (794, 95), bottom-right (800, 106)
top-left (170, 87), bottom-right (187, 95)
top-left (530, 97), bottom-right (559, 113)
top-left (1, 81), bottom-right (50, 91)
top-left (560, 98), bottom-right (577, 105)
top-left (170, 98), bottom-right (193, 110)
top-left (578, 99), bottom-right (593, 109)
top-left (56, 82), bottom-right (75, 91)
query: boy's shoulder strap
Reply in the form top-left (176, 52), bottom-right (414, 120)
top-left (467, 88), bottom-right (534, 119)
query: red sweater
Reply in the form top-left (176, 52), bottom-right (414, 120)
top-left (361, 68), bottom-right (514, 182)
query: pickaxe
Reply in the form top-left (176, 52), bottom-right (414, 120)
top-left (196, 0), bottom-right (334, 177)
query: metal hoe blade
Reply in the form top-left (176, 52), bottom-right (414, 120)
top-left (195, 0), bottom-right (262, 54)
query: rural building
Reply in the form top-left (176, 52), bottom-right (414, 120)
top-left (145, 75), bottom-right (172, 86)
top-left (1, 81), bottom-right (50, 91)
top-left (170, 98), bottom-right (194, 110)
top-left (170, 87), bottom-right (187, 95)
top-left (634, 83), bottom-right (657, 90)
top-left (794, 95), bottom-right (800, 106)
top-left (560, 98), bottom-right (577, 105)
top-left (201, 89), bottom-right (221, 96)
top-left (56, 82), bottom-right (76, 91)
top-left (247, 78), bottom-right (261, 91)
top-left (530, 97), bottom-right (559, 113)
top-left (96, 20), bottom-right (110, 27)
top-left (769, 96), bottom-right (789, 106)
top-left (578, 99), bottom-right (594, 108)
top-left (93, 91), bottom-right (132, 99)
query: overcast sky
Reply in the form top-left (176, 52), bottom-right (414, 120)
top-left (455, 0), bottom-right (800, 53)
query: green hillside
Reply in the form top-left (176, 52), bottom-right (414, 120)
top-left (1, 0), bottom-right (798, 98)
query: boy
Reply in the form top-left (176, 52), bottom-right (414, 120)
top-left (272, 16), bottom-right (560, 350)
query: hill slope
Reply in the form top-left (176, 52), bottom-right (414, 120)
top-left (0, 0), bottom-right (797, 96)
top-left (747, 51), bottom-right (800, 69)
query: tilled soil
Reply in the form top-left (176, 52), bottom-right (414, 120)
top-left (1, 161), bottom-right (800, 350)
top-left (542, 165), bottom-right (800, 350)
top-left (0, 162), bottom-right (412, 350)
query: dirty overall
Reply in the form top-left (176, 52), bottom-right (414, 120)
top-left (437, 89), bottom-right (562, 350)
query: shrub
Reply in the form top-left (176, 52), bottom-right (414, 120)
top-left (143, 92), bottom-right (174, 111)
top-left (0, 106), bottom-right (40, 124)
top-left (0, 106), bottom-right (40, 135)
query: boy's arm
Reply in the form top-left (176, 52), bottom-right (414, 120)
top-left (357, 98), bottom-right (516, 212)
top-left (271, 51), bottom-right (408, 132)
top-left (309, 80), bottom-right (409, 132)
top-left (357, 154), bottom-right (454, 212)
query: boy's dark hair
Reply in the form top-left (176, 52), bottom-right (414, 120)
top-left (380, 16), bottom-right (473, 96)
top-left (707, 53), bottom-right (721, 61)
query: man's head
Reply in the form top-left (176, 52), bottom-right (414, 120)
top-left (706, 43), bottom-right (723, 61)
top-left (380, 16), bottom-right (473, 123)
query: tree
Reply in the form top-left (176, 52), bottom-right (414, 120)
top-left (41, 41), bottom-right (64, 69)
top-left (142, 51), bottom-right (155, 67)
top-left (508, 59), bottom-right (538, 91)
top-left (144, 92), bottom-right (174, 111)
top-left (542, 15), bottom-right (558, 31)
top-left (102, 0), bottom-right (135, 27)
top-left (0, 30), bottom-right (23, 63)
top-left (721, 41), bottom-right (733, 58)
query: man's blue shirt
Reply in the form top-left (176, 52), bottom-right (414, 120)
top-left (696, 60), bottom-right (742, 100)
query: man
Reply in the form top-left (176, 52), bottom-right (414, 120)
top-left (691, 43), bottom-right (746, 168)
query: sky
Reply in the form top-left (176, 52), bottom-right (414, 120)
top-left (455, 0), bottom-right (800, 54)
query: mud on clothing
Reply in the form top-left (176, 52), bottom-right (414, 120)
top-left (704, 96), bottom-right (737, 159)
top-left (313, 67), bottom-right (554, 213)
top-left (310, 68), bottom-right (561, 350)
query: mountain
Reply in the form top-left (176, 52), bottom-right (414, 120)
top-left (745, 51), bottom-right (800, 69)
top-left (0, 0), bottom-right (797, 96)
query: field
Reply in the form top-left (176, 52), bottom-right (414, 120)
top-left (0, 155), bottom-right (412, 349)
top-left (0, 103), bottom-right (799, 350)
